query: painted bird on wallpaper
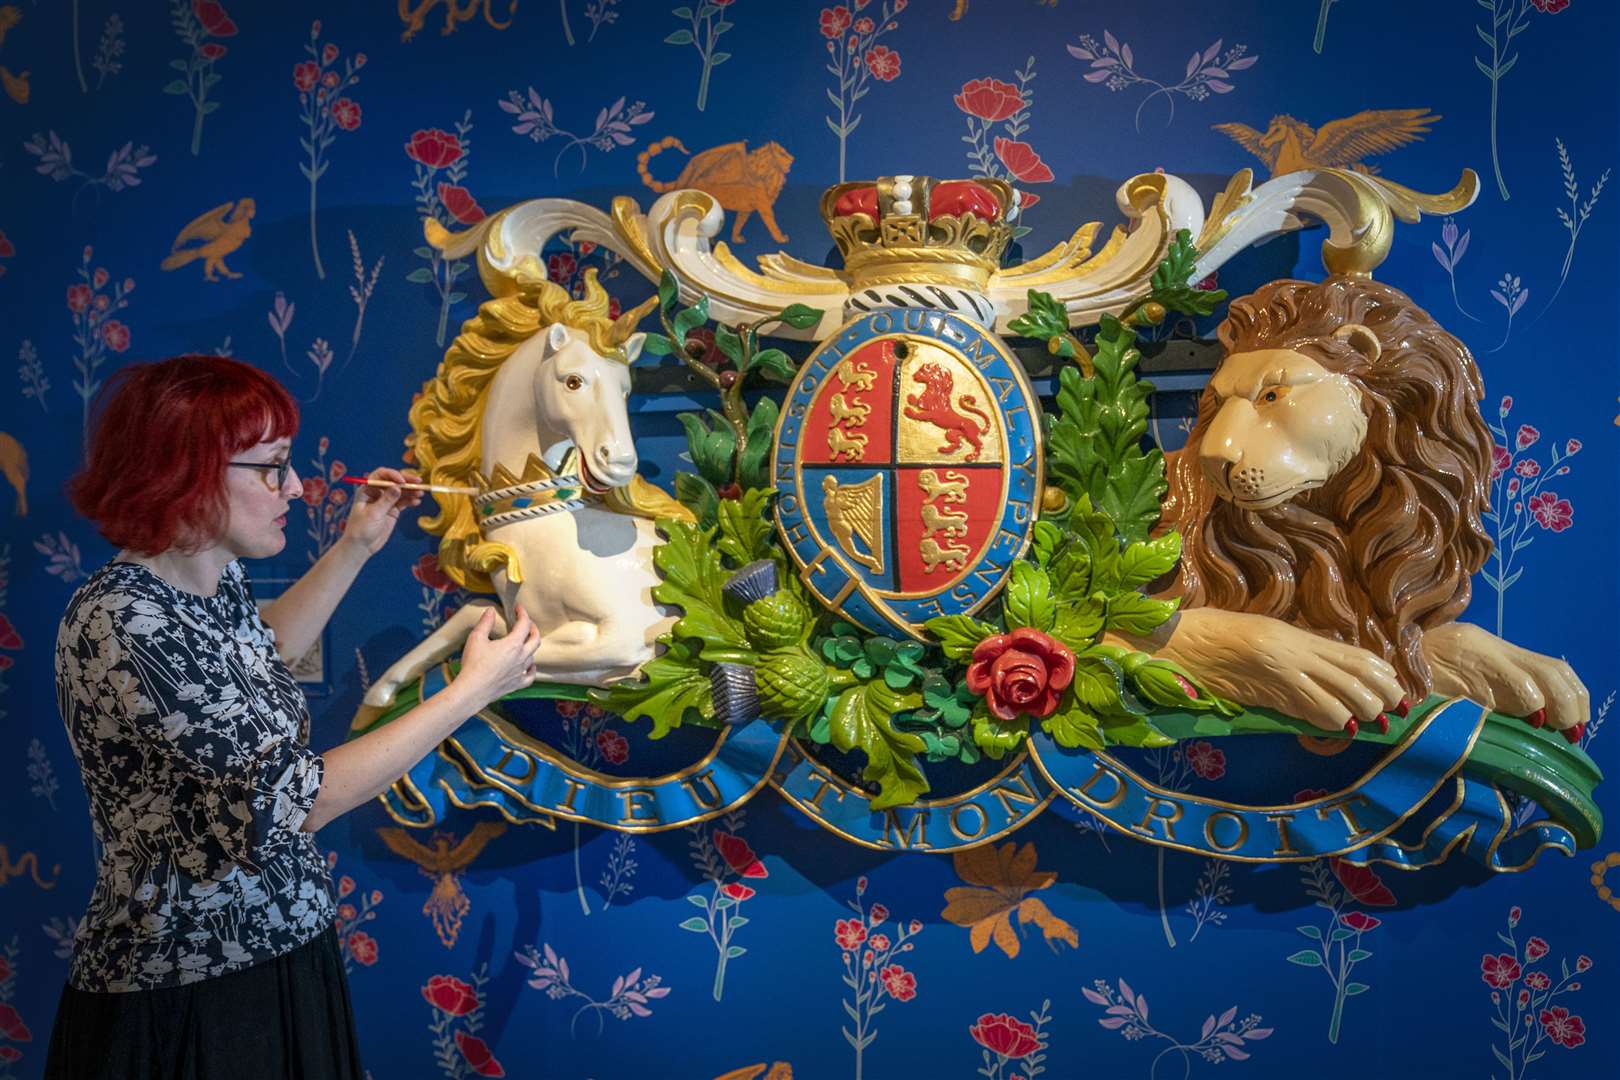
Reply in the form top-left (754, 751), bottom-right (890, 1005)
top-left (638, 136), bottom-right (794, 245)
top-left (398, 0), bottom-right (515, 43)
top-left (1212, 108), bottom-right (1440, 177)
top-left (0, 5), bottom-right (30, 105)
top-left (377, 821), bottom-right (505, 948)
top-left (161, 198), bottom-right (255, 281)
top-left (0, 432), bottom-right (27, 516)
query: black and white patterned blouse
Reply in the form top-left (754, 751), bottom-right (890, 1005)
top-left (54, 560), bottom-right (334, 992)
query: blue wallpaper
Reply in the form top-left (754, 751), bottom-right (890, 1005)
top-left (1, 1), bottom-right (1615, 1077)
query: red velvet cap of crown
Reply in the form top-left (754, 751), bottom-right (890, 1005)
top-left (831, 180), bottom-right (1001, 222)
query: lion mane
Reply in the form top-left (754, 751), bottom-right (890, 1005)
top-left (1158, 276), bottom-right (1495, 697)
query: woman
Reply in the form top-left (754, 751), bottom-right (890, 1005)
top-left (45, 355), bottom-right (540, 1078)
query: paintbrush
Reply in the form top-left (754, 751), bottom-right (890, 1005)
top-left (341, 474), bottom-right (481, 496)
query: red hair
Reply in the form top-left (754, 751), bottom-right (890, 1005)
top-left (69, 355), bottom-right (299, 555)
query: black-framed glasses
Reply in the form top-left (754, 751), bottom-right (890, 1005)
top-left (229, 458), bottom-right (293, 491)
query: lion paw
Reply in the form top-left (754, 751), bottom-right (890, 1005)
top-left (1422, 622), bottom-right (1589, 739)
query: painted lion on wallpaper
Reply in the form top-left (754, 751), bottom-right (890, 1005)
top-left (1113, 276), bottom-right (1589, 737)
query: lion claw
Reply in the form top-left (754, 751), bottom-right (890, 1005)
top-left (1375, 714), bottom-right (1389, 735)
top-left (1395, 697), bottom-right (1410, 718)
top-left (1527, 708), bottom-right (1547, 729)
top-left (1565, 721), bottom-right (1585, 744)
top-left (1344, 717), bottom-right (1359, 738)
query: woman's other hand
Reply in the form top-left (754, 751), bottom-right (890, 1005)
top-left (342, 467), bottom-right (425, 556)
top-left (455, 605), bottom-right (541, 710)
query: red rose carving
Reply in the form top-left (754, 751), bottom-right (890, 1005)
top-left (965, 628), bottom-right (1075, 721)
top-left (993, 137), bottom-right (1054, 184)
top-left (970, 1012), bottom-right (1040, 1059)
top-left (405, 129), bottom-right (465, 169)
top-left (422, 974), bottom-right (479, 1016)
top-left (331, 98), bottom-right (362, 132)
top-left (714, 831), bottom-right (767, 878)
top-left (955, 77), bottom-right (1025, 122)
top-left (455, 1031), bottom-right (506, 1077)
top-left (437, 183), bottom-right (485, 225)
top-left (293, 61), bottom-right (318, 92)
top-left (192, 0), bottom-right (238, 37)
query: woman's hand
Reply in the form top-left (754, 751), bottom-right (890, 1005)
top-left (454, 605), bottom-right (542, 711)
top-left (341, 467), bottom-right (425, 556)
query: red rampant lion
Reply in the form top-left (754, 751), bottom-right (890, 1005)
top-left (904, 362), bottom-right (992, 462)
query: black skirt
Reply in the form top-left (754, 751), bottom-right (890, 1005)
top-left (43, 927), bottom-right (364, 1080)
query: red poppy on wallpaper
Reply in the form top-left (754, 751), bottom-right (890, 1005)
top-left (820, 6), bottom-right (852, 37)
top-left (331, 97), bottom-right (362, 132)
top-left (1328, 858), bottom-right (1397, 907)
top-left (406, 129), bottom-right (465, 170)
top-left (293, 60), bottom-right (318, 92)
top-left (422, 974), bottom-right (479, 1017)
top-left (955, 77), bottom-right (1024, 122)
top-left (411, 554), bottom-right (457, 593)
top-left (713, 831), bottom-right (767, 878)
top-left (993, 137), bottom-right (1054, 183)
top-left (198, 43), bottom-right (227, 61)
top-left (192, 0), bottom-right (238, 37)
top-left (969, 1012), bottom-right (1041, 1059)
top-left (454, 1031), bottom-right (506, 1078)
top-left (346, 931), bottom-right (378, 967)
top-left (437, 183), bottom-right (486, 225)
top-left (0, 1003), bottom-right (31, 1042)
top-left (594, 728), bottom-right (629, 765)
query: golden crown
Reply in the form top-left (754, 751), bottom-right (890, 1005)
top-left (820, 175), bottom-right (1016, 294)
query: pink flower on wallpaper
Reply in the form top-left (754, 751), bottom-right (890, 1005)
top-left (1576, 955), bottom-right (1592, 972)
top-left (867, 902), bottom-right (889, 926)
top-left (820, 6), bottom-right (852, 37)
top-left (835, 917), bottom-right (868, 951)
top-left (66, 283), bottom-right (92, 314)
top-left (100, 320), bottom-right (130, 352)
top-left (880, 964), bottom-right (917, 1001)
top-left (1528, 491), bottom-right (1573, 532)
top-left (1525, 936), bottom-right (1549, 961)
top-left (1539, 1007), bottom-right (1585, 1048)
top-left (1514, 458), bottom-right (1540, 478)
top-left (330, 98), bottom-right (362, 132)
top-left (1490, 444), bottom-right (1512, 478)
top-left (1566, 438), bottom-right (1582, 455)
top-left (198, 43), bottom-right (227, 61)
top-left (347, 931), bottom-right (378, 966)
top-left (867, 933), bottom-right (890, 952)
top-left (1328, 858), bottom-right (1397, 906)
top-left (864, 44), bottom-right (901, 81)
top-left (1184, 740), bottom-right (1225, 780)
top-left (1481, 953), bottom-right (1521, 989)
top-left (594, 728), bottom-right (629, 765)
top-left (1525, 971), bottom-right (1551, 990)
top-left (1515, 423), bottom-right (1540, 450)
top-left (721, 882), bottom-right (755, 902)
top-left (0, 1003), bottom-right (31, 1042)
top-left (1530, 0), bottom-right (1570, 12)
top-left (293, 61), bottom-right (318, 91)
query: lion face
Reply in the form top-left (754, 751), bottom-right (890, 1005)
top-left (1200, 347), bottom-right (1368, 510)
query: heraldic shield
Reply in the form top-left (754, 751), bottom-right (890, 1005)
top-left (773, 307), bottom-right (1043, 639)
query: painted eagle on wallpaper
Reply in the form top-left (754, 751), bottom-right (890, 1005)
top-left (1213, 108), bottom-right (1440, 176)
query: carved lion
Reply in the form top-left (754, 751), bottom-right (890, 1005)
top-left (1120, 276), bottom-right (1589, 736)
